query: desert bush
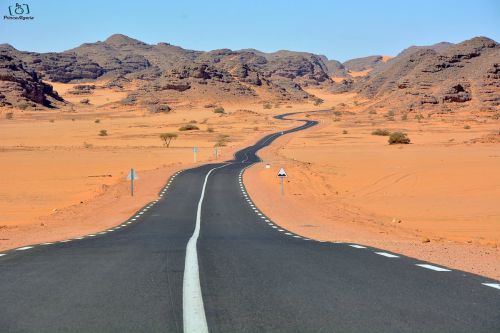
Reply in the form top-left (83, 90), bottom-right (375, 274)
top-left (214, 134), bottom-right (230, 147)
top-left (368, 109), bottom-right (377, 115)
top-left (313, 98), bottom-right (324, 106)
top-left (149, 104), bottom-right (171, 113)
top-left (253, 126), bottom-right (259, 131)
top-left (415, 114), bottom-right (424, 123)
top-left (179, 124), bottom-right (199, 131)
top-left (333, 111), bottom-right (342, 116)
top-left (94, 119), bottom-right (100, 123)
top-left (80, 98), bottom-right (90, 104)
top-left (387, 110), bottom-right (395, 117)
top-left (342, 129), bottom-right (348, 134)
top-left (388, 132), bottom-right (411, 144)
top-left (213, 107), bottom-right (225, 114)
top-left (159, 133), bottom-right (178, 147)
top-left (207, 127), bottom-right (214, 133)
top-left (263, 103), bottom-right (272, 109)
top-left (464, 125), bottom-right (471, 129)
top-left (189, 120), bottom-right (197, 124)
top-left (99, 129), bottom-right (108, 136)
top-left (401, 113), bottom-right (408, 121)
top-left (83, 142), bottom-right (93, 149)
top-left (49, 119), bottom-right (55, 123)
top-left (371, 129), bottom-right (391, 136)
top-left (18, 103), bottom-right (31, 110)
top-left (5, 112), bottom-right (13, 119)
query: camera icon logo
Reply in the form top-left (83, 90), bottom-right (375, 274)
top-left (8, 3), bottom-right (30, 16)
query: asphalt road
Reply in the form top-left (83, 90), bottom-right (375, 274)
top-left (0, 112), bottom-right (498, 332)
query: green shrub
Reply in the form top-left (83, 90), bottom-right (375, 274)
top-left (99, 129), bottom-right (108, 136)
top-left (388, 132), bottom-right (411, 144)
top-left (371, 129), bottom-right (391, 136)
top-left (179, 124), bottom-right (199, 131)
top-left (213, 107), bottom-right (225, 114)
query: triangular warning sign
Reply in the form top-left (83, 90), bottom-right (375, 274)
top-left (277, 168), bottom-right (287, 177)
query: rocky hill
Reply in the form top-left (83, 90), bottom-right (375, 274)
top-left (0, 48), bottom-right (63, 108)
top-left (0, 34), bottom-right (338, 108)
top-left (0, 35), bottom-right (498, 113)
top-left (353, 37), bottom-right (499, 113)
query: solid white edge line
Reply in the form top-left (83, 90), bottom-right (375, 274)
top-left (482, 283), bottom-right (500, 290)
top-left (416, 264), bottom-right (451, 272)
top-left (183, 163), bottom-right (228, 333)
top-left (349, 244), bottom-right (366, 249)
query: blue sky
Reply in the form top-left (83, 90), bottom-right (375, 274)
top-left (1, 0), bottom-right (499, 62)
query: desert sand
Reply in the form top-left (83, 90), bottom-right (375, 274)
top-left (245, 89), bottom-right (500, 280)
top-left (1, 78), bottom-right (499, 280)
top-left (0, 80), bottom-right (296, 251)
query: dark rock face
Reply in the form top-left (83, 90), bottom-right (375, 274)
top-left (343, 55), bottom-right (384, 72)
top-left (0, 52), bottom-right (63, 107)
top-left (355, 37), bottom-right (499, 111)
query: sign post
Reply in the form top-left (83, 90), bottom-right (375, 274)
top-left (277, 167), bottom-right (287, 195)
top-left (193, 147), bottom-right (198, 162)
top-left (127, 168), bottom-right (138, 196)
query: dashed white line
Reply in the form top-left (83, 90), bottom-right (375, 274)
top-left (0, 254), bottom-right (6, 257)
top-left (41, 242), bottom-right (53, 245)
top-left (375, 252), bottom-right (399, 258)
top-left (416, 264), bottom-right (451, 272)
top-left (60, 240), bottom-right (71, 243)
top-left (15, 246), bottom-right (33, 251)
top-left (482, 283), bottom-right (500, 290)
top-left (349, 244), bottom-right (367, 249)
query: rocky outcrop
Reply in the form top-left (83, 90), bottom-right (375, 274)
top-left (0, 52), bottom-right (63, 107)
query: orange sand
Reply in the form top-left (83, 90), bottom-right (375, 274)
top-left (245, 91), bottom-right (500, 280)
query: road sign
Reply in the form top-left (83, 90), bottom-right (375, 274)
top-left (277, 168), bottom-right (287, 195)
top-left (277, 168), bottom-right (287, 177)
top-left (127, 169), bottom-right (138, 180)
top-left (127, 168), bottom-right (138, 196)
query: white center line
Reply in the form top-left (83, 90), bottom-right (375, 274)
top-left (482, 283), bottom-right (500, 290)
top-left (375, 252), bottom-right (399, 258)
top-left (416, 264), bottom-right (451, 272)
top-left (183, 164), bottom-right (228, 333)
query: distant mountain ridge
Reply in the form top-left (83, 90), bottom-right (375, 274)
top-left (0, 34), bottom-right (498, 113)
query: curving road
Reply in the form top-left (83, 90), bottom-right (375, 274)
top-left (0, 112), bottom-right (499, 332)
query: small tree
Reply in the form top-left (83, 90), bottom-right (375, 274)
top-left (160, 133), bottom-right (177, 147)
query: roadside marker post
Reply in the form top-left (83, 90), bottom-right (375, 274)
top-left (277, 167), bottom-right (287, 195)
top-left (193, 147), bottom-right (198, 162)
top-left (127, 168), bottom-right (138, 196)
top-left (214, 147), bottom-right (218, 159)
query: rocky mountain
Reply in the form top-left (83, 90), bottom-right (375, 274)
top-left (343, 55), bottom-right (385, 73)
top-left (354, 37), bottom-right (499, 113)
top-left (0, 49), bottom-right (63, 108)
top-left (0, 34), bottom-right (338, 107)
